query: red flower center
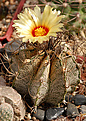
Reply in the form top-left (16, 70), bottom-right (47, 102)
top-left (32, 26), bottom-right (49, 37)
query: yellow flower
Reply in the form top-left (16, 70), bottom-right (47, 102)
top-left (13, 5), bottom-right (64, 43)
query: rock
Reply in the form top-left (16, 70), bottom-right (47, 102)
top-left (0, 76), bottom-right (6, 86)
top-left (10, 0), bottom-right (15, 5)
top-left (6, 19), bottom-right (11, 23)
top-left (33, 109), bottom-right (45, 121)
top-left (0, 86), bottom-right (26, 120)
top-left (80, 105), bottom-right (86, 114)
top-left (9, 4), bottom-right (16, 10)
top-left (83, 119), bottom-right (86, 121)
top-left (0, 31), bottom-right (2, 36)
top-left (2, 18), bottom-right (6, 25)
top-left (0, 23), bottom-right (3, 29)
top-left (67, 102), bottom-right (79, 118)
top-left (4, 39), bottom-right (22, 53)
top-left (71, 95), bottom-right (86, 106)
top-left (46, 107), bottom-right (64, 120)
top-left (5, 1), bottom-right (9, 6)
top-left (65, 94), bottom-right (73, 102)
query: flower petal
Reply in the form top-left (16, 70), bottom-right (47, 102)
top-left (34, 6), bottom-right (42, 24)
top-left (28, 7), bottom-right (41, 27)
top-left (42, 5), bottom-right (52, 26)
top-left (13, 5), bottom-right (64, 44)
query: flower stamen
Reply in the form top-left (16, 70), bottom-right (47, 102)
top-left (32, 26), bottom-right (49, 37)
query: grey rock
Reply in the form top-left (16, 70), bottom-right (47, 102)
top-left (72, 95), bottom-right (86, 106)
top-left (4, 39), bottom-right (22, 53)
top-left (2, 18), bottom-right (6, 25)
top-left (46, 107), bottom-right (64, 120)
top-left (83, 118), bottom-right (86, 121)
top-left (33, 109), bottom-right (45, 121)
top-left (0, 23), bottom-right (3, 29)
top-left (80, 105), bottom-right (86, 114)
top-left (0, 76), bottom-right (6, 86)
top-left (67, 102), bottom-right (79, 117)
top-left (9, 5), bottom-right (16, 10)
top-left (65, 94), bottom-right (73, 102)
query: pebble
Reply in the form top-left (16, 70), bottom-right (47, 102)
top-left (6, 19), bottom-right (11, 23)
top-left (0, 31), bottom-right (2, 36)
top-left (0, 76), bottom-right (6, 86)
top-left (65, 94), bottom-right (73, 102)
top-left (80, 105), bottom-right (86, 114)
top-left (1, 25), bottom-right (7, 31)
top-left (0, 0), bottom-right (19, 39)
top-left (10, 0), bottom-right (15, 5)
top-left (6, 15), bottom-right (12, 19)
top-left (0, 42), bottom-right (2, 48)
top-left (46, 107), bottom-right (64, 120)
top-left (9, 5), bottom-right (16, 10)
top-left (2, 18), bottom-right (6, 25)
top-left (27, 113), bottom-right (31, 120)
top-left (83, 119), bottom-right (86, 121)
top-left (15, 1), bottom-right (18, 6)
top-left (71, 94), bottom-right (86, 106)
top-left (33, 108), bottom-right (45, 121)
top-left (67, 102), bottom-right (79, 118)
top-left (0, 23), bottom-right (3, 29)
top-left (5, 1), bottom-right (9, 6)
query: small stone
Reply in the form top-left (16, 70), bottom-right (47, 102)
top-left (0, 76), bottom-right (6, 86)
top-left (15, 1), bottom-right (18, 5)
top-left (80, 105), bottom-right (86, 114)
top-left (46, 107), bottom-right (64, 120)
top-left (6, 15), bottom-right (12, 19)
top-left (67, 102), bottom-right (79, 118)
top-left (0, 97), bottom-right (5, 104)
top-left (0, 31), bottom-right (2, 36)
top-left (6, 19), bottom-right (11, 23)
top-left (10, 0), bottom-right (15, 5)
top-left (32, 116), bottom-right (37, 121)
top-left (0, 42), bottom-right (2, 48)
top-left (27, 113), bottom-right (31, 119)
top-left (2, 18), bottom-right (6, 25)
top-left (26, 0), bottom-right (30, 4)
top-left (0, 23), bottom-right (3, 29)
top-left (33, 109), bottom-right (45, 121)
top-left (1, 25), bottom-right (7, 31)
top-left (5, 1), bottom-right (9, 6)
top-left (14, 108), bottom-right (20, 116)
top-left (9, 5), bottom-right (16, 10)
top-left (2, 31), bottom-right (6, 35)
top-left (71, 95), bottom-right (86, 106)
top-left (65, 94), bottom-right (73, 102)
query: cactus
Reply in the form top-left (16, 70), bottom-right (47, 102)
top-left (12, 39), bottom-right (80, 109)
top-left (2, 1), bottom-right (83, 112)
top-left (0, 103), bottom-right (14, 121)
top-left (46, 0), bottom-right (86, 34)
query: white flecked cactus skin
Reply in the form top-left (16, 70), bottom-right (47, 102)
top-left (0, 103), bottom-right (14, 121)
top-left (13, 45), bottom-right (80, 108)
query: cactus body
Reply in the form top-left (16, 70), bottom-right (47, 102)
top-left (0, 103), bottom-right (14, 121)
